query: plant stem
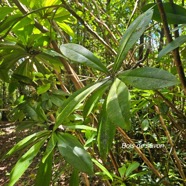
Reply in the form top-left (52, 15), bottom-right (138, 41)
top-left (156, 0), bottom-right (186, 95)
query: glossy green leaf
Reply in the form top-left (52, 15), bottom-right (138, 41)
top-left (60, 43), bottom-right (108, 73)
top-left (66, 125), bottom-right (97, 131)
top-left (143, 3), bottom-right (186, 24)
top-left (42, 0), bottom-right (58, 6)
top-left (57, 22), bottom-right (74, 37)
top-left (37, 83), bottom-right (51, 95)
top-left (125, 162), bottom-right (140, 178)
top-left (35, 151), bottom-right (53, 186)
top-left (0, 42), bottom-right (24, 50)
top-left (69, 169), bottom-right (80, 186)
top-left (158, 36), bottom-right (186, 59)
top-left (8, 138), bottom-right (47, 186)
top-left (92, 159), bottom-right (113, 181)
top-left (97, 101), bottom-right (116, 159)
top-left (55, 79), bottom-right (109, 130)
top-left (42, 133), bottom-right (57, 163)
top-left (57, 132), bottom-right (94, 175)
top-left (3, 130), bottom-right (50, 160)
top-left (118, 164), bottom-right (127, 178)
top-left (0, 7), bottom-right (14, 20)
top-left (118, 67), bottom-right (179, 90)
top-left (83, 80), bottom-right (110, 118)
top-left (14, 60), bottom-right (33, 78)
top-left (106, 78), bottom-right (131, 130)
top-left (113, 9), bottom-right (153, 72)
top-left (0, 14), bottom-right (22, 33)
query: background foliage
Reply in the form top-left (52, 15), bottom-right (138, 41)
top-left (0, 0), bottom-right (186, 185)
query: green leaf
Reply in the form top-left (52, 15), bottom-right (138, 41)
top-left (158, 35), bottom-right (186, 59)
top-left (66, 125), bottom-right (97, 131)
top-left (0, 51), bottom-right (27, 70)
top-left (35, 151), bottom-right (53, 186)
top-left (36, 53), bottom-right (62, 69)
top-left (42, 0), bottom-right (58, 6)
top-left (0, 42), bottom-right (24, 50)
top-left (57, 132), bottom-right (94, 175)
top-left (106, 78), bottom-right (131, 130)
top-left (12, 74), bottom-right (35, 86)
top-left (125, 162), bottom-right (140, 178)
top-left (97, 101), bottom-right (116, 159)
top-left (8, 138), bottom-right (47, 186)
top-left (0, 7), bottom-right (14, 20)
top-left (42, 133), bottom-right (57, 163)
top-left (2, 130), bottom-right (50, 160)
top-left (118, 164), bottom-right (127, 178)
top-left (14, 59), bottom-right (33, 78)
top-left (0, 13), bottom-right (22, 33)
top-left (83, 80), bottom-right (110, 118)
top-left (143, 3), bottom-right (186, 24)
top-left (50, 94), bottom-right (64, 107)
top-left (57, 22), bottom-right (74, 37)
top-left (24, 104), bottom-right (42, 122)
top-left (60, 43), bottom-right (108, 73)
top-left (34, 59), bottom-right (51, 74)
top-left (0, 69), bottom-right (9, 82)
top-left (55, 79), bottom-right (109, 130)
top-left (37, 83), bottom-right (51, 95)
top-left (118, 67), bottom-right (179, 90)
top-left (92, 159), bottom-right (113, 181)
top-left (69, 169), bottom-right (80, 186)
top-left (113, 9), bottom-right (153, 72)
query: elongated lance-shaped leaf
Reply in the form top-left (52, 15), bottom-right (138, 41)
top-left (158, 35), bottom-right (186, 59)
top-left (125, 162), bottom-right (140, 178)
top-left (2, 130), bottom-right (50, 160)
top-left (60, 43), bottom-right (109, 73)
top-left (0, 51), bottom-right (27, 70)
top-left (83, 81), bottom-right (110, 118)
top-left (92, 159), bottom-right (113, 181)
top-left (55, 79), bottom-right (111, 130)
top-left (113, 9), bottom-right (153, 72)
top-left (118, 67), bottom-right (179, 90)
top-left (106, 78), bottom-right (131, 130)
top-left (57, 132), bottom-right (94, 175)
top-left (35, 151), bottom-right (53, 186)
top-left (97, 100), bottom-right (116, 159)
top-left (42, 132), bottom-right (57, 163)
top-left (69, 169), bottom-right (80, 186)
top-left (8, 137), bottom-right (47, 186)
top-left (0, 42), bottom-right (25, 50)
